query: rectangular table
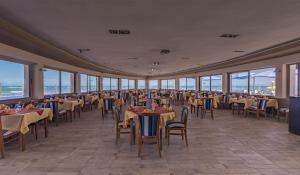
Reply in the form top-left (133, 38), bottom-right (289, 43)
top-left (1, 108), bottom-right (53, 151)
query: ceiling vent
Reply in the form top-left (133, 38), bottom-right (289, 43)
top-left (109, 29), bottom-right (130, 35)
top-left (181, 57), bottom-right (190, 60)
top-left (78, 48), bottom-right (91, 53)
top-left (220, 34), bottom-right (239, 38)
top-left (127, 57), bottom-right (138, 60)
top-left (233, 50), bottom-right (245, 53)
top-left (160, 49), bottom-right (170, 55)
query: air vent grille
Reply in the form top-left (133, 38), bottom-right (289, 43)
top-left (109, 29), bottom-right (130, 35)
top-left (220, 34), bottom-right (239, 38)
top-left (233, 50), bottom-right (245, 53)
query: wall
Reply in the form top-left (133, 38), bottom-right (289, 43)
top-left (0, 43), bottom-right (143, 99)
top-left (2, 43), bottom-right (300, 98)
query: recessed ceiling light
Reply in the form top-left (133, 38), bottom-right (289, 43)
top-left (220, 34), bottom-right (239, 38)
top-left (153, 62), bottom-right (159, 66)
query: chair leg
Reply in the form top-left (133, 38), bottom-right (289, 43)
top-left (44, 118), bottom-right (48, 138)
top-left (181, 130), bottom-right (184, 140)
top-left (0, 129), bottom-right (4, 158)
top-left (34, 123), bottom-right (38, 140)
top-left (115, 128), bottom-right (119, 144)
top-left (167, 129), bottom-right (170, 145)
top-left (184, 129), bottom-right (188, 146)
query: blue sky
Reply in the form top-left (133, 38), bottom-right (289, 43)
top-left (0, 60), bottom-right (24, 86)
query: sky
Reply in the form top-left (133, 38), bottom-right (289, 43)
top-left (0, 60), bottom-right (25, 86)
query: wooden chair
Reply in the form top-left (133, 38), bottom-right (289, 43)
top-left (48, 101), bottom-right (68, 124)
top-left (138, 113), bottom-right (161, 157)
top-left (200, 98), bottom-right (214, 120)
top-left (246, 99), bottom-right (268, 119)
top-left (165, 106), bottom-right (188, 146)
top-left (219, 95), bottom-right (230, 109)
top-left (114, 107), bottom-right (135, 144)
top-left (0, 116), bottom-right (19, 158)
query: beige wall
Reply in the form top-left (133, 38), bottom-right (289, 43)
top-left (0, 43), bottom-right (142, 98)
top-left (1, 43), bottom-right (300, 98)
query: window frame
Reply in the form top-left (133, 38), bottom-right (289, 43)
top-left (149, 80), bottom-right (159, 89)
top-left (0, 59), bottom-right (30, 100)
top-left (179, 77), bottom-right (196, 90)
top-left (200, 74), bottom-right (223, 92)
top-left (137, 80), bottom-right (146, 89)
top-left (160, 79), bottom-right (176, 89)
top-left (229, 67), bottom-right (276, 96)
top-left (44, 68), bottom-right (75, 95)
top-left (102, 77), bottom-right (119, 91)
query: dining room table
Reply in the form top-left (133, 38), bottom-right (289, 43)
top-left (1, 107), bottom-right (53, 151)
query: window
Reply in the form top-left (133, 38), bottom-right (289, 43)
top-left (200, 76), bottom-right (210, 91)
top-left (128, 80), bottom-right (135, 89)
top-left (111, 78), bottom-right (118, 90)
top-left (161, 79), bottom-right (175, 89)
top-left (161, 80), bottom-right (168, 89)
top-left (167, 79), bottom-right (176, 89)
top-left (211, 75), bottom-right (223, 92)
top-left (179, 78), bottom-right (187, 90)
top-left (121, 79), bottom-right (129, 90)
top-left (102, 78), bottom-right (111, 90)
top-left (137, 80), bottom-right (145, 89)
top-left (290, 64), bottom-right (299, 96)
top-left (179, 78), bottom-right (196, 90)
top-left (230, 72), bottom-right (249, 93)
top-left (61, 71), bottom-right (74, 94)
top-left (44, 68), bottom-right (74, 95)
top-left (88, 76), bottom-right (98, 92)
top-left (0, 60), bottom-right (29, 100)
top-left (250, 68), bottom-right (275, 96)
top-left (103, 77), bottom-right (118, 90)
top-left (149, 80), bottom-right (158, 89)
top-left (187, 78), bottom-right (196, 90)
top-left (80, 74), bottom-right (88, 93)
top-left (44, 69), bottom-right (60, 95)
top-left (200, 75), bottom-right (223, 92)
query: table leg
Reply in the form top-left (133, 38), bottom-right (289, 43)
top-left (44, 118), bottom-right (48, 138)
top-left (160, 128), bottom-right (162, 151)
top-left (19, 133), bottom-right (26, 151)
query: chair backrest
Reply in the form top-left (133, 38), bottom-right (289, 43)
top-left (223, 95), bottom-right (229, 103)
top-left (203, 98), bottom-right (213, 110)
top-left (138, 114), bottom-right (160, 137)
top-left (113, 106), bottom-right (121, 124)
top-left (180, 106), bottom-right (189, 124)
top-left (258, 99), bottom-right (268, 110)
top-left (104, 98), bottom-right (113, 110)
top-left (48, 101), bottom-right (59, 117)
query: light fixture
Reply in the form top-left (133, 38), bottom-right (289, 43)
top-left (153, 61), bottom-right (159, 66)
top-left (160, 49), bottom-right (170, 55)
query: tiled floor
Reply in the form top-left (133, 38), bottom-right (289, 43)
top-left (1, 106), bottom-right (300, 175)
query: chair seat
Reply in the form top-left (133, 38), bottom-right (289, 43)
top-left (118, 121), bottom-right (135, 128)
top-left (166, 121), bottom-right (185, 128)
top-left (3, 130), bottom-right (18, 138)
top-left (58, 110), bottom-right (67, 115)
top-left (248, 106), bottom-right (257, 110)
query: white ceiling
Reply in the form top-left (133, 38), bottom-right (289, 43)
top-left (1, 0), bottom-right (300, 76)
